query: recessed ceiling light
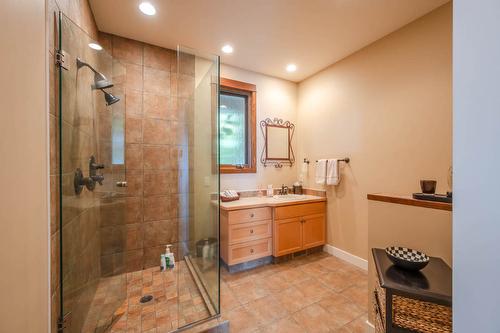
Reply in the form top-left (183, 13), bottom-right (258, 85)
top-left (88, 43), bottom-right (103, 51)
top-left (139, 2), bottom-right (156, 16)
top-left (286, 64), bottom-right (297, 72)
top-left (221, 44), bottom-right (233, 54)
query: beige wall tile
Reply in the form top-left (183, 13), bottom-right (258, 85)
top-left (143, 170), bottom-right (172, 196)
top-left (125, 117), bottom-right (143, 143)
top-left (112, 35), bottom-right (143, 65)
top-left (126, 89), bottom-right (143, 117)
top-left (125, 143), bottom-right (143, 170)
top-left (144, 44), bottom-right (172, 71)
top-left (144, 92), bottom-right (169, 119)
top-left (144, 67), bottom-right (170, 96)
top-left (125, 63), bottom-right (143, 91)
top-left (143, 118), bottom-right (169, 144)
top-left (143, 195), bottom-right (171, 221)
top-left (143, 145), bottom-right (171, 170)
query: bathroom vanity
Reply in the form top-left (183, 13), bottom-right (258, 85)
top-left (220, 195), bottom-right (326, 268)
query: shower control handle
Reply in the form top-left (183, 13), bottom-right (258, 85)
top-left (91, 162), bottom-right (105, 169)
top-left (91, 175), bottom-right (104, 185)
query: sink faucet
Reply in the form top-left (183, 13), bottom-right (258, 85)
top-left (280, 184), bottom-right (289, 195)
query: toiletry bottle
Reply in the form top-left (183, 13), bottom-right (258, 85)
top-left (165, 245), bottom-right (175, 269)
top-left (202, 239), bottom-right (210, 259)
top-left (160, 254), bottom-right (166, 271)
top-left (267, 184), bottom-right (273, 197)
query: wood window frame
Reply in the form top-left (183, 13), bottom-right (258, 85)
top-left (220, 77), bottom-right (257, 174)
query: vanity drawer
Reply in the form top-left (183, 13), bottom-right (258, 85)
top-left (229, 220), bottom-right (272, 245)
top-left (228, 207), bottom-right (272, 224)
top-left (228, 238), bottom-right (272, 265)
top-left (274, 202), bottom-right (325, 220)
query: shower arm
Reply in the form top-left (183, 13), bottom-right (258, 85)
top-left (76, 57), bottom-right (99, 75)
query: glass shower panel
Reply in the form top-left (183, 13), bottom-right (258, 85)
top-left (59, 13), bottom-right (127, 333)
top-left (177, 46), bottom-right (221, 327)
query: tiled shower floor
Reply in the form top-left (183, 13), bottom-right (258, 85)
top-left (82, 261), bottom-right (210, 333)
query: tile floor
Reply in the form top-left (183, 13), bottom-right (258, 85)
top-left (82, 261), bottom-right (211, 333)
top-left (220, 252), bottom-right (368, 333)
top-left (83, 252), bottom-right (367, 333)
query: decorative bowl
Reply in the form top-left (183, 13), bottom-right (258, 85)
top-left (385, 246), bottom-right (430, 271)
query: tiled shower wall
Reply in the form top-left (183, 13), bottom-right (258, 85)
top-left (96, 33), bottom-right (195, 275)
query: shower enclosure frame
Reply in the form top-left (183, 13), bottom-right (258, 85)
top-left (56, 12), bottom-right (221, 333)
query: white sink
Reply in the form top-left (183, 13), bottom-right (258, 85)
top-left (272, 194), bottom-right (307, 200)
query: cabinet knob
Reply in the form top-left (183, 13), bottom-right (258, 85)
top-left (250, 229), bottom-right (254, 234)
top-left (250, 213), bottom-right (255, 218)
top-left (250, 248), bottom-right (254, 253)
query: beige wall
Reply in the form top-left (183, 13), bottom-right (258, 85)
top-left (0, 0), bottom-right (48, 332)
top-left (220, 65), bottom-right (298, 191)
top-left (297, 3), bottom-right (452, 260)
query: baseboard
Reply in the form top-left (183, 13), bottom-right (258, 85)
top-left (323, 244), bottom-right (368, 271)
top-left (365, 320), bottom-right (375, 333)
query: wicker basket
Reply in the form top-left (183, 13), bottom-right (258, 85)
top-left (373, 291), bottom-right (385, 333)
top-left (374, 278), bottom-right (452, 333)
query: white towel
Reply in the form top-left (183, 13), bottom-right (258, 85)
top-left (315, 159), bottom-right (327, 184)
top-left (326, 159), bottom-right (340, 185)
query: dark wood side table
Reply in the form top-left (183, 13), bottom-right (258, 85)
top-left (372, 248), bottom-right (452, 333)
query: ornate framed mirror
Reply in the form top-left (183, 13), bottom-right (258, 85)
top-left (260, 118), bottom-right (295, 167)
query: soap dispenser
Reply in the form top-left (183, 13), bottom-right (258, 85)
top-left (165, 244), bottom-right (175, 269)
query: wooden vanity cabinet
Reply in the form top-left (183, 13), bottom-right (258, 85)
top-left (273, 202), bottom-right (326, 257)
top-left (220, 207), bottom-right (273, 265)
top-left (220, 200), bottom-right (326, 267)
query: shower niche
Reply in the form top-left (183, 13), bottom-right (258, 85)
top-left (57, 13), bottom-right (220, 333)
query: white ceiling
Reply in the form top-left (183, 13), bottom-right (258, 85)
top-left (89, 0), bottom-right (449, 82)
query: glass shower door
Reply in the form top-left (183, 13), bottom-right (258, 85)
top-left (176, 46), bottom-right (221, 327)
top-left (58, 13), bottom-right (127, 333)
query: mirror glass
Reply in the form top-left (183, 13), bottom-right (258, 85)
top-left (267, 126), bottom-right (289, 159)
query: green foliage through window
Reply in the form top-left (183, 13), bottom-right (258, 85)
top-left (220, 92), bottom-right (247, 165)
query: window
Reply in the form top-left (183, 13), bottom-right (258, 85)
top-left (220, 78), bottom-right (256, 173)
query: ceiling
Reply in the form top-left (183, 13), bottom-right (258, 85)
top-left (89, 0), bottom-right (449, 82)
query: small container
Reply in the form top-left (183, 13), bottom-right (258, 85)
top-left (267, 184), bottom-right (273, 197)
top-left (293, 182), bottom-right (303, 194)
top-left (420, 180), bottom-right (437, 194)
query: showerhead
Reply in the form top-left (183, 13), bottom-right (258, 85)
top-left (93, 72), bottom-right (114, 90)
top-left (76, 57), bottom-right (114, 89)
top-left (102, 90), bottom-right (120, 106)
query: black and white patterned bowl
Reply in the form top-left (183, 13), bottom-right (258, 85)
top-left (385, 246), bottom-right (430, 271)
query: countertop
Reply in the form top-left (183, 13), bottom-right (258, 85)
top-left (220, 195), bottom-right (326, 211)
top-left (367, 193), bottom-right (452, 211)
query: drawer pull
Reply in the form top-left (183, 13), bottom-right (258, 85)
top-left (250, 229), bottom-right (254, 234)
top-left (250, 248), bottom-right (254, 253)
top-left (250, 213), bottom-right (255, 218)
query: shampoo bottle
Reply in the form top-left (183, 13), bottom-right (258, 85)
top-left (165, 245), bottom-right (175, 269)
top-left (160, 254), bottom-right (166, 271)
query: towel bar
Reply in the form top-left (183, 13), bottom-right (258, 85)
top-left (313, 157), bottom-right (350, 163)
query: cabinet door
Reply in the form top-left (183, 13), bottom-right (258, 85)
top-left (274, 217), bottom-right (303, 256)
top-left (302, 214), bottom-right (325, 249)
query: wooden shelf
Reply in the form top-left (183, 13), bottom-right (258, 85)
top-left (367, 193), bottom-right (452, 211)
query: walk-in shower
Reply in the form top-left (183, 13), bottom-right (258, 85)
top-left (57, 13), bottom-right (220, 333)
